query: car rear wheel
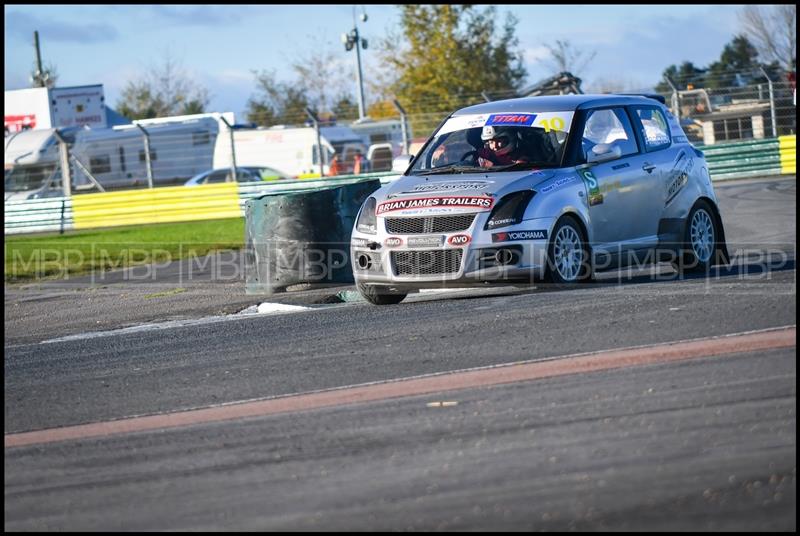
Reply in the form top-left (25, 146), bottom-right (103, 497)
top-left (357, 282), bottom-right (407, 305)
top-left (545, 216), bottom-right (592, 284)
top-left (675, 200), bottom-right (719, 274)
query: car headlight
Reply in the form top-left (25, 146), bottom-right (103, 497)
top-left (484, 190), bottom-right (535, 230)
top-left (356, 197), bottom-right (378, 234)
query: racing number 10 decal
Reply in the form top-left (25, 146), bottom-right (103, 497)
top-left (538, 117), bottom-right (565, 133)
top-left (579, 169), bottom-right (604, 206)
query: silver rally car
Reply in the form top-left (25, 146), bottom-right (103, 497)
top-left (351, 94), bottom-right (729, 305)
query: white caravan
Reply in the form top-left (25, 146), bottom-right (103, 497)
top-left (214, 125), bottom-right (369, 178)
top-left (348, 118), bottom-right (410, 155)
top-left (4, 117), bottom-right (221, 200)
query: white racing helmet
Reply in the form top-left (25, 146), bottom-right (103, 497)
top-left (481, 126), bottom-right (516, 156)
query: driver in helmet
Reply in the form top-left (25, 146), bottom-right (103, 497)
top-left (476, 125), bottom-right (530, 168)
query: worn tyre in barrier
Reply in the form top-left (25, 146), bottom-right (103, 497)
top-left (245, 180), bottom-right (382, 294)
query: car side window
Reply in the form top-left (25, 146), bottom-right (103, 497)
top-left (205, 170), bottom-right (229, 184)
top-left (234, 170), bottom-right (252, 182)
top-left (633, 107), bottom-right (671, 151)
top-left (580, 108), bottom-right (638, 162)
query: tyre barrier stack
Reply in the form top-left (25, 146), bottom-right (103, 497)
top-left (244, 179), bottom-right (382, 294)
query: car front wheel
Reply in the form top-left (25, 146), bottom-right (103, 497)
top-left (545, 215), bottom-right (593, 284)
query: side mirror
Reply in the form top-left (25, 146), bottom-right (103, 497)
top-left (587, 143), bottom-right (623, 164)
top-left (392, 154), bottom-right (413, 173)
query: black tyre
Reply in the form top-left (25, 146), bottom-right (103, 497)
top-left (357, 282), bottom-right (407, 305)
top-left (544, 215), bottom-right (593, 283)
top-left (676, 200), bottom-right (719, 274)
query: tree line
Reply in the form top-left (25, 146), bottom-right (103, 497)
top-left (106, 5), bottom-right (794, 128)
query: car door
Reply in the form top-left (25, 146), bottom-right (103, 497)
top-left (629, 105), bottom-right (683, 208)
top-left (577, 107), bottom-right (663, 258)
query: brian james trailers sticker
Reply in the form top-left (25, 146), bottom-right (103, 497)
top-left (492, 230), bottom-right (548, 242)
top-left (376, 196), bottom-right (494, 215)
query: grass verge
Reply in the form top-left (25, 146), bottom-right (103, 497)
top-left (5, 218), bottom-right (244, 282)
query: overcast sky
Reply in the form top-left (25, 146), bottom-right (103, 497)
top-left (5, 4), bottom-right (745, 120)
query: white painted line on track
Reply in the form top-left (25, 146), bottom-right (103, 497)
top-left (418, 288), bottom-right (474, 293)
top-left (256, 302), bottom-right (313, 314)
top-left (40, 302), bottom-right (315, 344)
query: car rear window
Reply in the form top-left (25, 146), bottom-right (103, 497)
top-left (633, 107), bottom-right (671, 151)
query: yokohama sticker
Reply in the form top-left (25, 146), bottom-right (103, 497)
top-left (492, 230), bottom-right (548, 242)
top-left (376, 196), bottom-right (494, 215)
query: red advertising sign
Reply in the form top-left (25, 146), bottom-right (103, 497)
top-left (4, 114), bottom-right (37, 134)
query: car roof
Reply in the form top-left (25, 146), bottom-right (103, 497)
top-left (204, 166), bottom-right (269, 172)
top-left (452, 94), bottom-right (664, 116)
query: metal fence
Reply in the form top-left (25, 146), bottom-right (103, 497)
top-left (4, 172), bottom-right (398, 235)
top-left (660, 80), bottom-right (796, 145)
top-left (5, 76), bottom-right (797, 234)
top-left (5, 133), bottom-right (795, 235)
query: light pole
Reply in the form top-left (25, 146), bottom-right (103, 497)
top-left (31, 31), bottom-right (51, 88)
top-left (341, 8), bottom-right (368, 120)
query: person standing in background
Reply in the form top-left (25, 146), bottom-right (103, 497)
top-left (328, 154), bottom-right (343, 176)
top-left (353, 150), bottom-right (364, 174)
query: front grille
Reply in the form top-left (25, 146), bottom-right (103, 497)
top-left (392, 249), bottom-right (463, 276)
top-left (385, 214), bottom-right (476, 234)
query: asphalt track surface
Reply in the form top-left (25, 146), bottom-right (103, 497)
top-left (4, 177), bottom-right (797, 530)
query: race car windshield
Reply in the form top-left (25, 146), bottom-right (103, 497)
top-left (410, 113), bottom-right (572, 175)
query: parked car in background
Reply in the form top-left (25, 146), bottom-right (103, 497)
top-left (184, 166), bottom-right (290, 186)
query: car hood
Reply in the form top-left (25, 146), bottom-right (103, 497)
top-left (383, 169), bottom-right (557, 200)
top-left (372, 169), bottom-right (560, 217)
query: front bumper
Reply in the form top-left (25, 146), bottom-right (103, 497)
top-left (351, 215), bottom-right (554, 290)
